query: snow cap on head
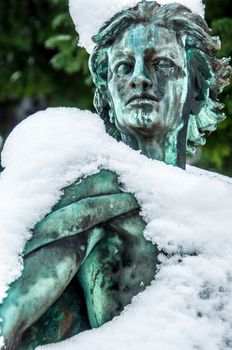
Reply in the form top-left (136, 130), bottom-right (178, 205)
top-left (69, 0), bottom-right (205, 54)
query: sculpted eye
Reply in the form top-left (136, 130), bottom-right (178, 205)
top-left (153, 58), bottom-right (175, 69)
top-left (115, 62), bottom-right (133, 77)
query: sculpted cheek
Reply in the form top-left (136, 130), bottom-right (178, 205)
top-left (155, 73), bottom-right (168, 100)
top-left (112, 77), bottom-right (128, 101)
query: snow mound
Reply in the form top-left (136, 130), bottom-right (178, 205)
top-left (0, 107), bottom-right (231, 350)
top-left (69, 0), bottom-right (205, 53)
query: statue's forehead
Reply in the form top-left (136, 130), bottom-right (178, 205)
top-left (109, 24), bottom-right (185, 62)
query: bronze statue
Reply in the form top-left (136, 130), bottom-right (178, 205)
top-left (0, 1), bottom-right (230, 349)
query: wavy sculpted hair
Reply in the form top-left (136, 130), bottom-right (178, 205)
top-left (89, 1), bottom-right (231, 153)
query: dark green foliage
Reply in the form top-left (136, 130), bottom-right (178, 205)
top-left (198, 0), bottom-right (232, 175)
top-left (0, 0), bottom-right (93, 137)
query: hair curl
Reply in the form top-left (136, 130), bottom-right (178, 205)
top-left (89, 1), bottom-right (231, 153)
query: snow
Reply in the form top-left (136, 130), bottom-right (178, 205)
top-left (69, 0), bottom-right (205, 53)
top-left (0, 107), bottom-right (232, 350)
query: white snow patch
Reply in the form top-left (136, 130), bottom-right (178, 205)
top-left (0, 107), bottom-right (231, 350)
top-left (69, 0), bottom-right (205, 53)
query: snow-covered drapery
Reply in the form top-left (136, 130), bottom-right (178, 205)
top-left (0, 108), bottom-right (232, 350)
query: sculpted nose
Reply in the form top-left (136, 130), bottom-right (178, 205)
top-left (129, 62), bottom-right (152, 90)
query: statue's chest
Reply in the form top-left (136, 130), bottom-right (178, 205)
top-left (78, 215), bottom-right (159, 328)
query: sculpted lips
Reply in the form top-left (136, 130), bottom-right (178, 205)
top-left (126, 93), bottom-right (158, 106)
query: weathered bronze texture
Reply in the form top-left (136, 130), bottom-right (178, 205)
top-left (0, 1), bottom-right (230, 349)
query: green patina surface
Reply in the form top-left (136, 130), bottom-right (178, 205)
top-left (0, 1), bottom-right (230, 349)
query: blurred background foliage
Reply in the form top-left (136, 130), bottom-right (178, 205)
top-left (0, 0), bottom-right (231, 175)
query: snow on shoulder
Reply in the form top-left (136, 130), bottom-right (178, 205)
top-left (0, 107), bottom-right (232, 350)
top-left (69, 0), bottom-right (205, 53)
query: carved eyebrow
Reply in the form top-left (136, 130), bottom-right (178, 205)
top-left (145, 47), bottom-right (177, 61)
top-left (110, 50), bottom-right (133, 60)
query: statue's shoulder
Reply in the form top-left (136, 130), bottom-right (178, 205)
top-left (1, 107), bottom-right (105, 171)
top-left (2, 106), bottom-right (116, 208)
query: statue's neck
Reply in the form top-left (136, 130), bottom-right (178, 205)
top-left (120, 125), bottom-right (186, 168)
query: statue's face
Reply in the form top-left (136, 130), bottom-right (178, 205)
top-left (107, 24), bottom-right (188, 137)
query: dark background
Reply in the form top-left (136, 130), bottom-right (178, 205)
top-left (0, 0), bottom-right (231, 175)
